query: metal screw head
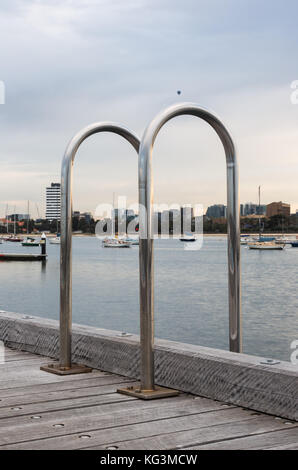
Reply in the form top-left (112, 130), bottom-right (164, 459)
top-left (260, 358), bottom-right (280, 365)
top-left (79, 434), bottom-right (91, 439)
top-left (53, 423), bottom-right (64, 428)
top-left (106, 446), bottom-right (118, 450)
top-left (11, 407), bottom-right (22, 410)
top-left (31, 415), bottom-right (42, 419)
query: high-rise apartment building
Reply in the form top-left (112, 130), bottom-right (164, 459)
top-left (46, 183), bottom-right (61, 220)
top-left (206, 204), bottom-right (226, 218)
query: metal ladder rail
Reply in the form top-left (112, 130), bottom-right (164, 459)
top-left (119, 102), bottom-right (241, 398)
top-left (42, 122), bottom-right (140, 375)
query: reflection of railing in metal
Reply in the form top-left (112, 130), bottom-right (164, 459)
top-left (119, 103), bottom-right (241, 399)
top-left (41, 123), bottom-right (140, 375)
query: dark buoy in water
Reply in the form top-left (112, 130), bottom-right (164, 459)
top-left (177, 90), bottom-right (181, 95)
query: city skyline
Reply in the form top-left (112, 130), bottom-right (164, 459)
top-left (0, 179), bottom-right (294, 220)
top-left (0, 1), bottom-right (298, 216)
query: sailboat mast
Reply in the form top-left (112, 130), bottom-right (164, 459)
top-left (258, 185), bottom-right (261, 240)
top-left (13, 205), bottom-right (16, 236)
top-left (27, 200), bottom-right (30, 235)
top-left (5, 203), bottom-right (8, 233)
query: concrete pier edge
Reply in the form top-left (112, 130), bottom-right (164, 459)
top-left (0, 311), bottom-right (297, 421)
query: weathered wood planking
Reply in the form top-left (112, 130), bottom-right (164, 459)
top-left (184, 427), bottom-right (298, 450)
top-left (0, 311), bottom-right (297, 421)
top-left (83, 419), bottom-right (298, 451)
top-left (267, 442), bottom-right (298, 450)
top-left (0, 374), bottom-right (126, 399)
top-left (0, 346), bottom-right (297, 450)
top-left (0, 380), bottom-right (135, 408)
top-left (0, 365), bottom-right (113, 390)
top-left (2, 411), bottom-right (297, 450)
top-left (0, 397), bottom-right (235, 448)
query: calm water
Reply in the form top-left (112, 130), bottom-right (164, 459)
top-left (0, 236), bottom-right (297, 362)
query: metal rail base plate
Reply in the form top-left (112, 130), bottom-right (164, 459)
top-left (117, 385), bottom-right (179, 400)
top-left (40, 362), bottom-right (92, 375)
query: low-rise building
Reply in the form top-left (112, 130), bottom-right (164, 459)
top-left (266, 201), bottom-right (290, 218)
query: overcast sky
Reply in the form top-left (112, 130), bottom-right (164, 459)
top-left (0, 0), bottom-right (298, 217)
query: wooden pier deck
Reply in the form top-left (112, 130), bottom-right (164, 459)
top-left (0, 346), bottom-right (297, 450)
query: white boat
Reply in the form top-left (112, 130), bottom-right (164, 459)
top-left (240, 237), bottom-right (254, 245)
top-left (123, 237), bottom-right (139, 245)
top-left (275, 237), bottom-right (294, 245)
top-left (102, 238), bottom-right (131, 248)
top-left (49, 236), bottom-right (61, 245)
top-left (248, 242), bottom-right (285, 250)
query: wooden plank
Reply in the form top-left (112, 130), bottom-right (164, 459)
top-left (2, 350), bottom-right (36, 358)
top-left (0, 387), bottom-right (139, 419)
top-left (0, 406), bottom-right (273, 450)
top-left (0, 379), bottom-right (135, 407)
top-left (1, 355), bottom-right (53, 367)
top-left (83, 418), bottom-right (298, 450)
top-left (0, 357), bottom-right (52, 368)
top-left (2, 348), bottom-right (47, 361)
top-left (184, 426), bottom-right (298, 450)
top-left (0, 374), bottom-right (125, 399)
top-left (3, 355), bottom-right (44, 363)
top-left (0, 366), bottom-right (113, 390)
top-left (267, 442), bottom-right (298, 450)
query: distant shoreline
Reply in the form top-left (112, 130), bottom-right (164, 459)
top-left (4, 232), bottom-right (298, 238)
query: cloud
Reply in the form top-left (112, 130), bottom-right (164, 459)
top-left (0, 0), bottom-right (298, 216)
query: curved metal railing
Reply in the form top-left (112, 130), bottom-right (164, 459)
top-left (57, 123), bottom-right (140, 372)
top-left (136, 103), bottom-right (241, 393)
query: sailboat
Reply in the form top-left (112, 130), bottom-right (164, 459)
top-left (22, 202), bottom-right (39, 246)
top-left (248, 186), bottom-right (284, 250)
top-left (102, 237), bottom-right (132, 248)
top-left (49, 219), bottom-right (61, 244)
top-left (102, 194), bottom-right (133, 248)
top-left (5, 208), bottom-right (23, 242)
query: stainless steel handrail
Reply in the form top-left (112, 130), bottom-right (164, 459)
top-left (58, 123), bottom-right (140, 371)
top-left (138, 103), bottom-right (241, 392)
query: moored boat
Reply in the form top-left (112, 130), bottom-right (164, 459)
top-left (123, 237), bottom-right (139, 245)
top-left (248, 241), bottom-right (285, 250)
top-left (4, 236), bottom-right (23, 242)
top-left (275, 237), bottom-right (295, 244)
top-left (22, 237), bottom-right (40, 247)
top-left (102, 237), bottom-right (131, 248)
top-left (49, 236), bottom-right (61, 245)
top-left (240, 236), bottom-right (255, 245)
